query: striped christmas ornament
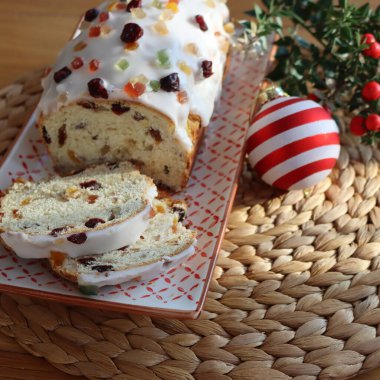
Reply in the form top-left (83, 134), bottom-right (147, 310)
top-left (247, 95), bottom-right (340, 190)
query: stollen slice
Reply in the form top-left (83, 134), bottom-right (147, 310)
top-left (0, 162), bottom-right (157, 259)
top-left (49, 200), bottom-right (196, 293)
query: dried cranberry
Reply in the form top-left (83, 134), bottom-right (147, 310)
top-left (85, 218), bottom-right (106, 228)
top-left (195, 15), bottom-right (208, 32)
top-left (112, 103), bottom-right (130, 115)
top-left (77, 257), bottom-right (96, 266)
top-left (42, 126), bottom-right (51, 144)
top-left (67, 233), bottom-right (87, 244)
top-left (80, 180), bottom-right (102, 190)
top-left (160, 73), bottom-right (180, 92)
top-left (120, 23), bottom-right (144, 43)
top-left (133, 111), bottom-right (145, 121)
top-left (50, 227), bottom-right (66, 237)
top-left (53, 67), bottom-right (72, 83)
top-left (88, 78), bottom-right (108, 99)
top-left (91, 265), bottom-right (113, 273)
top-left (126, 0), bottom-right (142, 12)
top-left (58, 125), bottom-right (67, 146)
top-left (149, 128), bottom-right (162, 142)
top-left (84, 8), bottom-right (99, 22)
top-left (202, 60), bottom-right (214, 78)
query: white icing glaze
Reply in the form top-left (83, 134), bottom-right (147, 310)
top-left (1, 205), bottom-right (152, 259)
top-left (38, 0), bottom-right (230, 151)
top-left (78, 244), bottom-right (195, 287)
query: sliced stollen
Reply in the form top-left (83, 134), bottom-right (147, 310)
top-left (50, 200), bottom-right (196, 292)
top-left (0, 162), bottom-right (157, 259)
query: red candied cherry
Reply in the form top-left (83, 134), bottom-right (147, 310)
top-left (195, 15), bottom-right (208, 31)
top-left (349, 116), bottom-right (367, 136)
top-left (202, 60), bottom-right (214, 78)
top-left (120, 23), bottom-right (144, 43)
top-left (126, 0), bottom-right (142, 12)
top-left (366, 114), bottom-right (380, 131)
top-left (84, 8), bottom-right (99, 22)
top-left (89, 26), bottom-right (101, 37)
top-left (71, 57), bottom-right (84, 69)
top-left (364, 42), bottom-right (380, 59)
top-left (99, 12), bottom-right (109, 22)
top-left (362, 81), bottom-right (380, 102)
top-left (160, 73), bottom-right (180, 92)
top-left (88, 78), bottom-right (108, 99)
top-left (53, 67), bottom-right (72, 83)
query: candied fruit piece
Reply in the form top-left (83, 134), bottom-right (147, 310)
top-left (115, 58), bottom-right (130, 71)
top-left (80, 180), bottom-right (102, 190)
top-left (87, 195), bottom-right (99, 204)
top-left (178, 60), bottom-right (192, 75)
top-left (131, 7), bottom-right (146, 19)
top-left (126, 0), bottom-right (142, 12)
top-left (166, 2), bottom-right (179, 13)
top-left (42, 126), bottom-right (52, 144)
top-left (120, 23), bottom-right (144, 43)
top-left (79, 285), bottom-right (99, 296)
top-left (101, 25), bottom-right (112, 36)
top-left (152, 0), bottom-right (164, 8)
top-left (224, 22), bottom-right (235, 34)
top-left (89, 59), bottom-right (100, 72)
top-left (202, 60), bottom-right (214, 78)
top-left (124, 82), bottom-right (146, 98)
top-left (88, 78), bottom-right (108, 99)
top-left (177, 90), bottom-right (189, 104)
top-left (67, 233), bottom-right (87, 244)
top-left (21, 198), bottom-right (31, 206)
top-left (156, 49), bottom-right (171, 69)
top-left (112, 103), bottom-right (130, 115)
top-left (131, 74), bottom-right (149, 85)
top-left (89, 26), bottom-right (101, 37)
top-left (65, 186), bottom-right (80, 199)
top-left (54, 67), bottom-right (72, 83)
top-left (195, 15), bottom-right (208, 31)
top-left (85, 218), bottom-right (106, 229)
top-left (124, 42), bottom-right (139, 51)
top-left (84, 8), bottom-right (99, 22)
top-left (152, 21), bottom-right (169, 35)
top-left (50, 251), bottom-right (66, 266)
top-left (58, 125), bottom-right (67, 146)
top-left (160, 73), bottom-right (180, 92)
top-left (206, 0), bottom-right (216, 8)
top-left (159, 9), bottom-right (175, 21)
top-left (74, 41), bottom-right (87, 52)
top-left (150, 80), bottom-right (161, 92)
top-left (99, 11), bottom-right (109, 22)
top-left (184, 43), bottom-right (199, 56)
top-left (71, 57), bottom-right (84, 69)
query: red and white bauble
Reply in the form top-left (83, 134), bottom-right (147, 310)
top-left (247, 95), bottom-right (340, 190)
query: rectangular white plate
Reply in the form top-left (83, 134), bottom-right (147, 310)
top-left (0, 50), bottom-right (270, 319)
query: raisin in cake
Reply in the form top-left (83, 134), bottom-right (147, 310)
top-left (50, 199), bottom-right (196, 291)
top-left (38, 0), bottom-right (230, 191)
top-left (0, 162), bottom-right (157, 259)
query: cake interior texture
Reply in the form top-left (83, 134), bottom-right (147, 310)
top-left (41, 100), bottom-right (202, 191)
top-left (0, 162), bottom-right (155, 235)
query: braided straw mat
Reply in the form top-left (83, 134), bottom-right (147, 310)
top-left (1, 70), bottom-right (380, 380)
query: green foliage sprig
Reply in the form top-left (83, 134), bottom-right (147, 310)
top-left (246, 0), bottom-right (380, 143)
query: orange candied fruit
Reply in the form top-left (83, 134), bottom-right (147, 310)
top-left (124, 42), bottom-right (139, 51)
top-left (89, 26), bottom-right (101, 37)
top-left (177, 90), bottom-right (189, 104)
top-left (89, 59), bottom-right (100, 72)
top-left (124, 82), bottom-right (146, 98)
top-left (73, 41), bottom-right (87, 52)
top-left (166, 2), bottom-right (179, 13)
top-left (108, 1), bottom-right (126, 10)
top-left (50, 251), bottom-right (66, 266)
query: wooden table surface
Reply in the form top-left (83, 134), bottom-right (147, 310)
top-left (0, 1), bottom-right (378, 379)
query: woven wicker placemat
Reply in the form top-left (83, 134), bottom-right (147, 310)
top-left (1, 70), bottom-right (380, 380)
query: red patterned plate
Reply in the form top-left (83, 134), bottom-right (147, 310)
top-left (0, 51), bottom-right (271, 319)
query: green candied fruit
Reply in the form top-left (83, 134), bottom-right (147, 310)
top-left (79, 285), bottom-right (99, 296)
top-left (150, 80), bottom-right (161, 92)
top-left (152, 0), bottom-right (164, 9)
top-left (116, 58), bottom-right (130, 71)
top-left (156, 49), bottom-right (171, 69)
